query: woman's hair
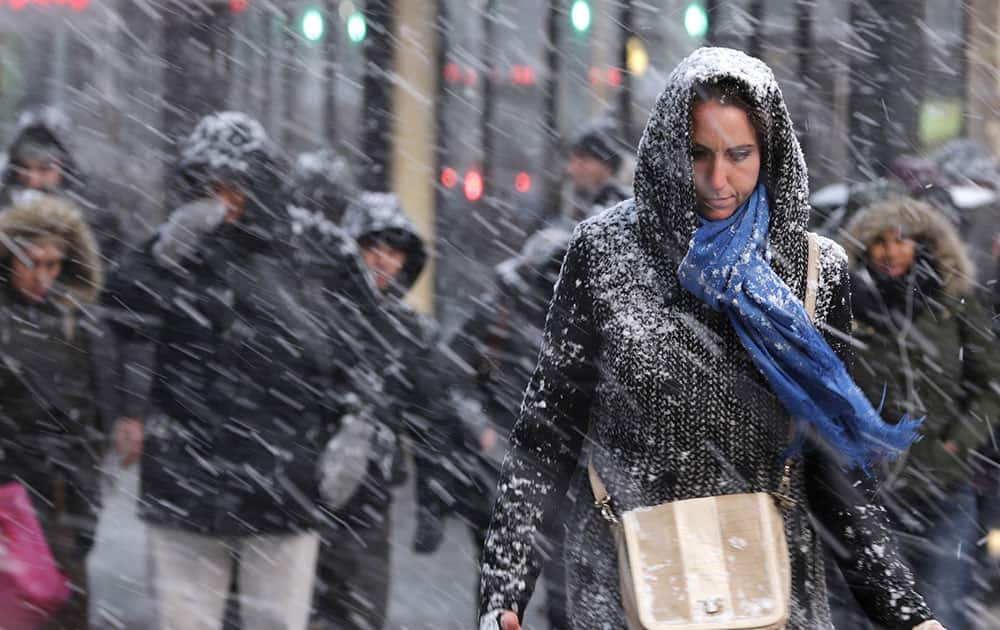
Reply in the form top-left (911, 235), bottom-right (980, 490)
top-left (690, 78), bottom-right (770, 163)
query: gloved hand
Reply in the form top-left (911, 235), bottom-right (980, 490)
top-left (412, 505), bottom-right (445, 554)
top-left (318, 413), bottom-right (375, 510)
top-left (152, 198), bottom-right (228, 271)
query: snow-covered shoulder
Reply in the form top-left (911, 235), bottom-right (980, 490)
top-left (813, 233), bottom-right (849, 322)
top-left (815, 233), bottom-right (848, 281)
top-left (574, 198), bottom-right (638, 244)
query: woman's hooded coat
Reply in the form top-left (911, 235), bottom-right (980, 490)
top-left (845, 197), bottom-right (999, 491)
top-left (0, 195), bottom-right (118, 493)
top-left (479, 48), bottom-right (932, 630)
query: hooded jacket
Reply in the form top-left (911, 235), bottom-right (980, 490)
top-left (1, 107), bottom-right (126, 263)
top-left (0, 195), bottom-right (118, 496)
top-left (845, 197), bottom-right (999, 491)
top-left (106, 113), bottom-right (362, 536)
top-left (479, 48), bottom-right (932, 630)
top-left (339, 193), bottom-right (453, 517)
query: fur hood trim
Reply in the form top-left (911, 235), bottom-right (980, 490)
top-left (0, 194), bottom-right (102, 305)
top-left (844, 196), bottom-right (976, 297)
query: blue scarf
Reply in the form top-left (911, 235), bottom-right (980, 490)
top-left (678, 183), bottom-right (922, 472)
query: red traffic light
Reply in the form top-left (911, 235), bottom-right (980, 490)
top-left (515, 172), bottom-right (532, 193)
top-left (441, 167), bottom-right (458, 189)
top-left (510, 65), bottom-right (536, 87)
top-left (464, 170), bottom-right (484, 202)
top-left (230, 0), bottom-right (248, 13)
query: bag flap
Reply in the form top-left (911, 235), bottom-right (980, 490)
top-left (620, 493), bottom-right (790, 629)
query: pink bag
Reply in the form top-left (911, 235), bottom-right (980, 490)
top-left (0, 482), bottom-right (71, 630)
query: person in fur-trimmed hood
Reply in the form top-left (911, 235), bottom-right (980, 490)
top-left (0, 194), bottom-right (121, 629)
top-left (843, 196), bottom-right (999, 629)
top-left (479, 47), bottom-right (942, 630)
top-left (1, 107), bottom-right (126, 263)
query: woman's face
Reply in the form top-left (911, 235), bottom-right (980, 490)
top-left (868, 228), bottom-right (917, 278)
top-left (691, 100), bottom-right (761, 221)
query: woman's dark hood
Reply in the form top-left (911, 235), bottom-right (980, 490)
top-left (342, 192), bottom-right (427, 295)
top-left (633, 47), bottom-right (811, 292)
top-left (172, 112), bottom-right (288, 242)
top-left (1, 107), bottom-right (82, 198)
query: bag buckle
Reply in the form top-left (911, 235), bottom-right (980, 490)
top-left (774, 462), bottom-right (797, 510)
top-left (594, 496), bottom-right (619, 525)
top-left (699, 598), bottom-right (724, 615)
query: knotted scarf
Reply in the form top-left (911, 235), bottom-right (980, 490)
top-left (678, 183), bottom-right (922, 472)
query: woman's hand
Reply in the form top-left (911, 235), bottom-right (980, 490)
top-left (914, 621), bottom-right (946, 630)
top-left (499, 611), bottom-right (521, 630)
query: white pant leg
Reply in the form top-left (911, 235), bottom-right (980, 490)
top-left (148, 526), bottom-right (234, 630)
top-left (237, 530), bottom-right (320, 630)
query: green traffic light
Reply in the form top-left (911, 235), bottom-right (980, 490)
top-left (301, 8), bottom-right (325, 42)
top-left (684, 3), bottom-right (708, 38)
top-left (571, 0), bottom-right (591, 33)
top-left (347, 11), bottom-right (367, 43)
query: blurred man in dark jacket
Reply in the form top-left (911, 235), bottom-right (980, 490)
top-left (104, 112), bottom-right (384, 630)
top-left (561, 121), bottom-right (629, 225)
top-left (443, 226), bottom-right (575, 629)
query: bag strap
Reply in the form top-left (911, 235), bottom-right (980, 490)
top-left (774, 232), bottom-right (820, 507)
top-left (805, 231), bottom-right (819, 323)
top-left (588, 232), bottom-right (823, 520)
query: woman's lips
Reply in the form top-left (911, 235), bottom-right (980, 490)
top-left (703, 197), bottom-right (734, 210)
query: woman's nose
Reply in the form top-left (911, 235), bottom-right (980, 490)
top-left (710, 159), bottom-right (727, 190)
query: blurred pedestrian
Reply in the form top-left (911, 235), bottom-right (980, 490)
top-left (479, 47), bottom-right (941, 630)
top-left (104, 112), bottom-right (368, 630)
top-left (0, 106), bottom-right (127, 264)
top-left (562, 121), bottom-right (629, 225)
top-left (0, 194), bottom-right (123, 629)
top-left (308, 192), bottom-right (454, 630)
top-left (443, 225), bottom-right (573, 628)
top-left (844, 196), bottom-right (1000, 630)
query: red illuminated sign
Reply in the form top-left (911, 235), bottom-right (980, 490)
top-left (1, 0), bottom-right (90, 10)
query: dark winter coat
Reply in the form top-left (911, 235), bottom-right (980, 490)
top-left (0, 108), bottom-right (126, 263)
top-left (845, 197), bottom-right (1000, 492)
top-left (340, 193), bottom-right (453, 521)
top-left (106, 113), bottom-right (362, 536)
top-left (479, 48), bottom-right (933, 630)
top-left (446, 226), bottom-right (572, 467)
top-left (0, 196), bottom-right (119, 505)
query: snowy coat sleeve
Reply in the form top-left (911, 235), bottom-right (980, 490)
top-left (945, 294), bottom-right (1000, 453)
top-left (806, 266), bottom-right (935, 628)
top-left (478, 228), bottom-right (599, 618)
top-left (442, 294), bottom-right (507, 442)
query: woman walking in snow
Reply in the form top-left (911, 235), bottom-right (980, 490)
top-left (478, 48), bottom-right (943, 630)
